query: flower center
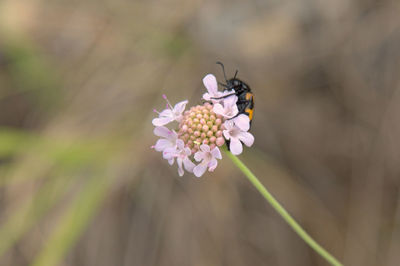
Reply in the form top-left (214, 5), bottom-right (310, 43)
top-left (178, 103), bottom-right (226, 153)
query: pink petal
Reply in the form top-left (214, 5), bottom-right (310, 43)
top-left (229, 138), bottom-right (243, 155)
top-left (228, 105), bottom-right (239, 118)
top-left (223, 120), bottom-right (234, 130)
top-left (223, 95), bottom-right (238, 107)
top-left (194, 151), bottom-right (204, 162)
top-left (176, 139), bottom-right (185, 149)
top-left (223, 129), bottom-right (231, 140)
top-left (177, 159), bottom-right (184, 176)
top-left (208, 159), bottom-right (218, 171)
top-left (152, 116), bottom-right (174, 126)
top-left (200, 144), bottom-right (210, 153)
top-left (153, 126), bottom-right (172, 138)
top-left (238, 131), bottom-right (254, 147)
top-left (159, 109), bottom-right (173, 117)
top-left (163, 147), bottom-right (177, 160)
top-left (203, 74), bottom-right (218, 94)
top-left (210, 147), bottom-right (222, 159)
top-left (202, 92), bottom-right (211, 101)
top-left (233, 114), bottom-right (250, 131)
top-left (183, 158), bottom-right (195, 172)
top-left (173, 100), bottom-right (188, 114)
top-left (193, 163), bottom-right (207, 177)
top-left (154, 139), bottom-right (171, 152)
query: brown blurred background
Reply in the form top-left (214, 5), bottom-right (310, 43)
top-left (1, 0), bottom-right (400, 265)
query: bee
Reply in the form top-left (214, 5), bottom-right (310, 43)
top-left (212, 62), bottom-right (254, 126)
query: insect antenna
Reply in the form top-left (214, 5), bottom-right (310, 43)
top-left (216, 61), bottom-right (228, 83)
top-left (233, 70), bottom-right (238, 79)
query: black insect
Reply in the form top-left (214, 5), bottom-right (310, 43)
top-left (213, 62), bottom-right (254, 126)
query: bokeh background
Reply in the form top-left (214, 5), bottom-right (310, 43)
top-left (1, 0), bottom-right (400, 265)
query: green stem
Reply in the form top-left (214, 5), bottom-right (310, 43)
top-left (224, 149), bottom-right (343, 266)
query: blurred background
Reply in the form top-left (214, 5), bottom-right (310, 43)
top-left (1, 0), bottom-right (400, 265)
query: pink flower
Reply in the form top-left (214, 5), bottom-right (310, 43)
top-left (213, 95), bottom-right (239, 119)
top-left (223, 120), bottom-right (254, 155)
top-left (153, 126), bottom-right (178, 152)
top-left (202, 74), bottom-right (235, 103)
top-left (193, 144), bottom-right (222, 177)
top-left (152, 95), bottom-right (188, 126)
top-left (163, 139), bottom-right (196, 176)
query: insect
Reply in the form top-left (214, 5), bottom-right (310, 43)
top-left (213, 62), bottom-right (254, 126)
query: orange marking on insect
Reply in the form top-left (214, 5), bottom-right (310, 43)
top-left (245, 93), bottom-right (253, 101)
top-left (245, 108), bottom-right (253, 121)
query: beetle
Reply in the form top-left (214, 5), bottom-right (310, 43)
top-left (212, 62), bottom-right (254, 126)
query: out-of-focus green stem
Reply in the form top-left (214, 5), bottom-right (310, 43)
top-left (223, 149), bottom-right (343, 266)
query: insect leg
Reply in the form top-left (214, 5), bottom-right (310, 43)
top-left (210, 92), bottom-right (236, 100)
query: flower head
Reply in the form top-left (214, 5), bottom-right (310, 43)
top-left (152, 73), bottom-right (255, 177)
top-left (178, 103), bottom-right (225, 154)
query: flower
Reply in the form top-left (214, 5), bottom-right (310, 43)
top-left (212, 94), bottom-right (239, 119)
top-left (163, 139), bottom-right (196, 176)
top-left (202, 74), bottom-right (235, 103)
top-left (153, 126), bottom-right (178, 152)
top-left (152, 72), bottom-right (255, 177)
top-left (193, 144), bottom-right (222, 177)
top-left (223, 120), bottom-right (254, 155)
top-left (152, 95), bottom-right (188, 126)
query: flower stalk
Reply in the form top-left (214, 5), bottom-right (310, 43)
top-left (223, 148), bottom-right (343, 266)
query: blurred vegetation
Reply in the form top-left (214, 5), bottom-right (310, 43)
top-left (1, 0), bottom-right (400, 266)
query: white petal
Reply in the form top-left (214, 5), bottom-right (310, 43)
top-left (230, 138), bottom-right (243, 155)
top-left (168, 158), bottom-right (174, 165)
top-left (212, 103), bottom-right (225, 116)
top-left (233, 114), bottom-right (250, 131)
top-left (152, 116), bottom-right (174, 126)
top-left (173, 100), bottom-right (188, 114)
top-left (193, 163), bottom-right (207, 177)
top-left (203, 74), bottom-right (218, 94)
top-left (238, 131), bottom-right (254, 147)
top-left (210, 147), bottom-right (222, 159)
